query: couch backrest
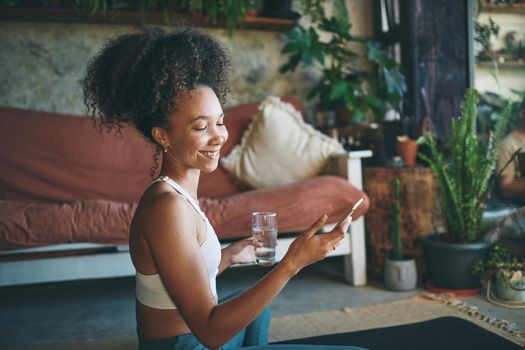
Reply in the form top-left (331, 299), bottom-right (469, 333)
top-left (0, 97), bottom-right (303, 203)
top-left (0, 107), bottom-right (156, 203)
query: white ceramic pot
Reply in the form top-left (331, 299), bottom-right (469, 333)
top-left (493, 270), bottom-right (525, 302)
top-left (384, 258), bottom-right (417, 291)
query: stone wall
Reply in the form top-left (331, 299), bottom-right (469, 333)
top-left (0, 23), bottom-right (315, 114)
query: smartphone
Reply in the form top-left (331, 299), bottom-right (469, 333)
top-left (336, 198), bottom-right (364, 227)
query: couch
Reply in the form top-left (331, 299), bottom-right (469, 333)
top-left (0, 97), bottom-right (370, 286)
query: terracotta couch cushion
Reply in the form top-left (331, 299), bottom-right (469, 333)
top-left (0, 200), bottom-right (136, 249)
top-left (201, 175), bottom-right (369, 240)
top-left (0, 175), bottom-right (368, 248)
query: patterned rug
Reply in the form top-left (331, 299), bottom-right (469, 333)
top-left (270, 293), bottom-right (525, 346)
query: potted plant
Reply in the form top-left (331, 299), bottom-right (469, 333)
top-left (3, 0), bottom-right (256, 35)
top-left (474, 16), bottom-right (500, 63)
top-left (384, 177), bottom-right (417, 291)
top-left (279, 0), bottom-right (406, 126)
top-left (417, 88), bottom-right (511, 291)
top-left (396, 135), bottom-right (418, 166)
top-left (474, 245), bottom-right (525, 303)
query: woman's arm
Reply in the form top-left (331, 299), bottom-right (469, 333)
top-left (499, 175), bottom-right (525, 199)
top-left (145, 195), bottom-right (348, 349)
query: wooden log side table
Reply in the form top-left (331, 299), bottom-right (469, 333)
top-left (363, 166), bottom-right (446, 281)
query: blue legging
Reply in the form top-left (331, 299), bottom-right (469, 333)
top-left (138, 291), bottom-right (366, 350)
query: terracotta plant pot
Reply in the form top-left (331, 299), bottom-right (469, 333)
top-left (396, 138), bottom-right (418, 166)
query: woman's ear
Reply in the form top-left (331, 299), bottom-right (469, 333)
top-left (151, 127), bottom-right (169, 148)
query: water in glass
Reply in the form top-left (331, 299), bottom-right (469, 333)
top-left (252, 227), bottom-right (277, 266)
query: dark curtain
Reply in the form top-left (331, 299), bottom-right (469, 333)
top-left (400, 0), bottom-right (471, 139)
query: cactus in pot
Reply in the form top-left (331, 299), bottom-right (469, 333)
top-left (391, 177), bottom-right (402, 260)
top-left (384, 177), bottom-right (417, 291)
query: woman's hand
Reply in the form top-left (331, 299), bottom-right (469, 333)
top-left (219, 237), bottom-right (263, 273)
top-left (281, 214), bottom-right (351, 274)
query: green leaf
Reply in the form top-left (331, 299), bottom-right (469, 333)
top-left (363, 95), bottom-right (384, 110)
top-left (281, 43), bottom-right (301, 54)
top-left (384, 69), bottom-right (405, 93)
top-left (279, 54), bottom-right (302, 74)
top-left (329, 80), bottom-right (348, 101)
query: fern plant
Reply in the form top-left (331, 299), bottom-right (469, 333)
top-left (417, 89), bottom-right (511, 243)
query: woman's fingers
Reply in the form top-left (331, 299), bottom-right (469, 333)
top-left (329, 235), bottom-right (346, 249)
top-left (323, 226), bottom-right (347, 242)
top-left (303, 214), bottom-right (328, 239)
top-left (321, 223), bottom-right (350, 251)
top-left (336, 216), bottom-right (352, 232)
top-left (244, 236), bottom-right (263, 248)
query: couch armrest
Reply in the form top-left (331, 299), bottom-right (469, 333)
top-left (325, 150), bottom-right (372, 286)
top-left (325, 150), bottom-right (373, 190)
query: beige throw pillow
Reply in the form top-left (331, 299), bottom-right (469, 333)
top-left (220, 96), bottom-right (345, 188)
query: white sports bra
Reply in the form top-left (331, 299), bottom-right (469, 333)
top-left (135, 176), bottom-right (221, 310)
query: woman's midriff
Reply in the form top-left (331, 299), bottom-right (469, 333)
top-left (136, 301), bottom-right (192, 339)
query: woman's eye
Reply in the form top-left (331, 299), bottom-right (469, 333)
top-left (195, 126), bottom-right (207, 131)
top-left (217, 123), bottom-right (225, 127)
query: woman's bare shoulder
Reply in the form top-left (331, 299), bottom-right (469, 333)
top-left (135, 182), bottom-right (196, 236)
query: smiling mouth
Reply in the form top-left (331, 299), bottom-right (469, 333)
top-left (199, 150), bottom-right (220, 159)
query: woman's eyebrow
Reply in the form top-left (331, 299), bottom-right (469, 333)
top-left (190, 112), bottom-right (225, 123)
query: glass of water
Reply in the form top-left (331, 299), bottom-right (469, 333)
top-left (252, 212), bottom-right (277, 266)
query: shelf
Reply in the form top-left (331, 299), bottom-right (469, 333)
top-left (480, 2), bottom-right (525, 14)
top-left (0, 7), bottom-right (296, 31)
top-left (476, 61), bottom-right (525, 68)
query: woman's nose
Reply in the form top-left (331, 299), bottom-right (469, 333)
top-left (211, 126), bottom-right (228, 145)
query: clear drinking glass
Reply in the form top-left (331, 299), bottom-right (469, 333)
top-left (251, 212), bottom-right (278, 266)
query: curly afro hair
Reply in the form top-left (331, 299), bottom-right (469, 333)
top-left (81, 26), bottom-right (231, 144)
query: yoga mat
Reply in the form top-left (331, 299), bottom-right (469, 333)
top-left (275, 316), bottom-right (521, 350)
top-left (269, 293), bottom-right (524, 346)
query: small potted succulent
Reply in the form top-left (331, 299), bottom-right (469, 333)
top-left (474, 245), bottom-right (525, 303)
top-left (384, 177), bottom-right (417, 291)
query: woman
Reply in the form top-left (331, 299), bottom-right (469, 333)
top-left (497, 98), bottom-right (525, 205)
top-left (82, 26), bottom-right (364, 350)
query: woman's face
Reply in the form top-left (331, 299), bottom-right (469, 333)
top-left (161, 86), bottom-right (228, 173)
